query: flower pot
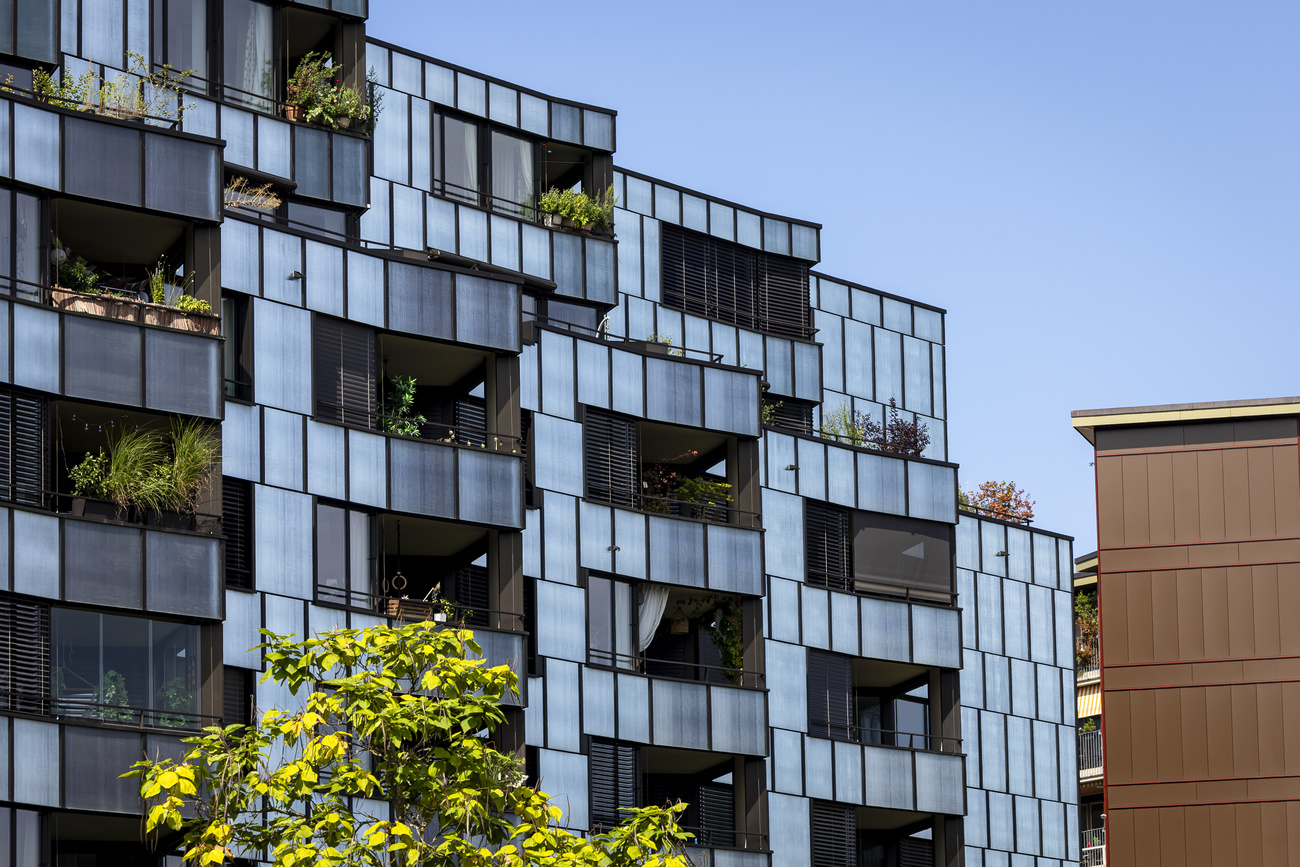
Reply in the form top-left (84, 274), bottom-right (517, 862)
top-left (284, 104), bottom-right (304, 122)
top-left (71, 497), bottom-right (125, 522)
top-left (542, 213), bottom-right (563, 228)
top-left (337, 116), bottom-right (352, 129)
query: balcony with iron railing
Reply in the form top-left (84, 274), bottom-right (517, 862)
top-left (1078, 729), bottom-right (1103, 784)
top-left (1077, 632), bottom-right (1100, 681)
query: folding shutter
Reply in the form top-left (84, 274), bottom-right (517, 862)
top-left (314, 318), bottom-right (376, 427)
top-left (758, 253), bottom-right (810, 339)
top-left (810, 801), bottom-right (855, 867)
top-left (806, 501), bottom-right (851, 590)
top-left (455, 564), bottom-right (490, 627)
top-left (222, 477), bottom-right (253, 590)
top-left (807, 649), bottom-right (853, 741)
top-left (898, 837), bottom-right (935, 867)
top-left (583, 410), bottom-right (637, 508)
top-left (0, 598), bottom-right (49, 714)
top-left (696, 782), bottom-right (736, 847)
top-left (589, 740), bottom-right (640, 829)
top-left (222, 666), bottom-right (253, 726)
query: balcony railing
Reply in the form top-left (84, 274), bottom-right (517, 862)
top-left (1078, 729), bottom-right (1103, 779)
top-left (811, 719), bottom-right (962, 754)
top-left (316, 401), bottom-right (521, 454)
top-left (1081, 827), bottom-right (1105, 866)
top-left (1077, 634), bottom-right (1100, 677)
top-left (589, 649), bottom-right (764, 690)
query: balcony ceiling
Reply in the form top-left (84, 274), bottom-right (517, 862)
top-left (52, 199), bottom-right (186, 265)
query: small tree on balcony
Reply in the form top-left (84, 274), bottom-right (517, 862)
top-left (126, 623), bottom-right (692, 867)
top-left (1075, 591), bottom-right (1099, 670)
top-left (959, 480), bottom-right (1035, 523)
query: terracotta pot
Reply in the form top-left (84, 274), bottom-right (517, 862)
top-left (337, 116), bottom-right (352, 129)
top-left (284, 104), bottom-right (304, 122)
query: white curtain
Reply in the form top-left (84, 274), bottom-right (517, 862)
top-left (636, 586), bottom-right (670, 652)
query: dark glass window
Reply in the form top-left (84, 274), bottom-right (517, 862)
top-left (152, 0), bottom-right (208, 82)
top-left (313, 317), bottom-right (376, 428)
top-left (587, 574), bottom-right (635, 670)
top-left (222, 0), bottom-right (274, 110)
top-left (50, 609), bottom-right (199, 726)
top-left (851, 513), bottom-right (953, 600)
top-left (437, 114), bottom-right (479, 205)
top-left (287, 202), bottom-right (348, 239)
top-left (583, 410), bottom-right (638, 508)
top-left (222, 665), bottom-right (254, 726)
top-left (0, 188), bottom-right (44, 300)
top-left (314, 502), bottom-right (374, 608)
top-left (222, 293), bottom-right (253, 401)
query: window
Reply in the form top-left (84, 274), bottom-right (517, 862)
top-left (435, 113), bottom-right (480, 205)
top-left (587, 574), bottom-right (637, 670)
top-left (810, 801), bottom-right (855, 867)
top-left (222, 0), bottom-right (274, 110)
top-left (315, 502), bottom-right (375, 608)
top-left (50, 608), bottom-right (200, 727)
top-left (806, 505), bottom-right (955, 604)
top-left (807, 650), bottom-right (931, 748)
top-left (152, 0), bottom-right (208, 83)
top-left (491, 130), bottom-right (534, 218)
top-left (661, 224), bottom-right (811, 339)
top-left (764, 396), bottom-right (815, 434)
top-left (222, 293), bottom-right (253, 400)
top-left (0, 187), bottom-right (43, 301)
top-left (222, 665), bottom-right (254, 727)
top-left (313, 317), bottom-right (376, 427)
top-left (521, 409), bottom-right (536, 508)
top-left (811, 801), bottom-right (935, 867)
top-left (0, 386), bottom-right (48, 509)
top-left (222, 477), bottom-right (254, 590)
top-left (851, 513), bottom-right (952, 602)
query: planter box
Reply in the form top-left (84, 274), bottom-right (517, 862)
top-left (51, 288), bottom-right (220, 336)
top-left (70, 497), bottom-right (126, 522)
top-left (144, 509), bottom-right (194, 531)
top-left (384, 599), bottom-right (447, 623)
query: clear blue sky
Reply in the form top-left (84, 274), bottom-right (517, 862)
top-left (368, 2), bottom-right (1300, 554)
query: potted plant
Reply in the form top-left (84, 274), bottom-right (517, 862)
top-left (284, 51), bottom-right (331, 122)
top-left (146, 417), bottom-right (220, 528)
top-left (155, 676), bottom-right (193, 728)
top-left (333, 84), bottom-right (371, 130)
top-left (95, 670), bottom-right (135, 722)
top-left (142, 258), bottom-right (217, 334)
top-left (69, 428), bottom-right (168, 521)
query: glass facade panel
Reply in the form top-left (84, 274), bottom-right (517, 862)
top-left (519, 92), bottom-right (547, 134)
top-left (65, 316), bottom-right (142, 406)
top-left (654, 185), bottom-right (679, 224)
top-left (13, 104), bottom-right (59, 189)
top-left (294, 126), bottom-right (330, 199)
top-left (455, 72), bottom-right (485, 116)
top-left (145, 134), bottom-right (219, 220)
top-left (458, 205), bottom-right (488, 262)
top-left (147, 531), bottom-right (221, 618)
top-left (65, 520), bottom-right (143, 609)
top-left (425, 63), bottom-right (453, 105)
top-left (550, 102), bottom-right (579, 143)
top-left (681, 193), bottom-right (707, 232)
top-left (64, 727), bottom-right (141, 812)
top-left (145, 329), bottom-right (221, 418)
top-left (388, 261), bottom-right (452, 340)
top-left (64, 118), bottom-right (141, 205)
top-left (332, 133), bottom-right (368, 207)
top-left (583, 109), bottom-right (612, 151)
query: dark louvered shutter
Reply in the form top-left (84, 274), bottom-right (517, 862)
top-left (222, 666), bottom-right (253, 726)
top-left (584, 410), bottom-right (637, 508)
top-left (711, 238), bottom-right (758, 330)
top-left (223, 477), bottom-right (253, 590)
top-left (662, 224), bottom-right (711, 319)
top-left (0, 599), bottom-right (49, 714)
top-left (0, 389), bottom-right (47, 508)
top-left (898, 837), bottom-right (934, 867)
top-left (808, 650), bottom-right (853, 741)
top-left (314, 318), bottom-right (376, 427)
top-left (806, 501), bottom-right (851, 590)
top-left (455, 565), bottom-right (490, 627)
top-left (767, 397), bottom-right (815, 434)
top-left (521, 409), bottom-right (535, 508)
top-left (454, 396), bottom-right (487, 447)
top-left (758, 254), bottom-right (810, 339)
top-left (589, 740), bottom-right (640, 829)
top-left (696, 782), bottom-right (735, 847)
top-left (810, 801), bottom-right (855, 867)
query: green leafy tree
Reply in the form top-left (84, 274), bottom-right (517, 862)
top-left (126, 623), bottom-right (691, 867)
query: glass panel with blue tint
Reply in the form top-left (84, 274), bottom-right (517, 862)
top-left (425, 63), bottom-right (453, 104)
top-left (486, 82), bottom-right (516, 125)
top-left (709, 202), bottom-right (734, 241)
top-left (390, 50), bottom-right (422, 96)
top-left (850, 288), bottom-right (881, 325)
top-left (583, 109), bottom-right (612, 151)
top-left (144, 329), bottom-right (220, 418)
top-left (681, 194), bottom-right (707, 232)
top-left (331, 133), bottom-right (368, 207)
top-left (552, 230), bottom-right (582, 298)
top-left (624, 175), bottom-right (652, 216)
top-left (903, 335), bottom-right (932, 416)
top-left (458, 206), bottom-right (488, 262)
top-left (490, 214), bottom-right (520, 271)
top-left (792, 223), bottom-right (818, 261)
top-left (64, 118), bottom-right (140, 206)
top-left (294, 126), bottom-right (330, 200)
top-left (146, 532), bottom-right (221, 618)
top-left (653, 185), bottom-right (679, 224)
top-left (145, 134), bottom-right (219, 220)
top-left (883, 297), bottom-right (912, 334)
top-left (585, 238), bottom-right (616, 304)
top-left (64, 521), bottom-right (142, 609)
top-left (550, 102), bottom-right (579, 143)
top-left (521, 222), bottom-right (550, 278)
top-left (762, 218), bottom-right (789, 255)
top-left (873, 327), bottom-right (902, 404)
top-left (373, 87), bottom-right (409, 184)
top-left (13, 104), bottom-right (58, 189)
top-left (256, 115), bottom-right (291, 179)
top-left (392, 183), bottom-right (424, 251)
top-left (519, 92), bottom-right (547, 134)
top-left (455, 73), bottom-right (485, 116)
top-left (65, 316), bottom-right (141, 406)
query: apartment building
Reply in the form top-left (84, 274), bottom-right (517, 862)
top-left (1073, 398), bottom-right (1300, 866)
top-left (0, 3), bottom-right (1077, 865)
top-left (1073, 553), bottom-right (1104, 865)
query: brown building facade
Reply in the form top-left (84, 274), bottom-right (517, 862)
top-left (1073, 398), bottom-right (1300, 867)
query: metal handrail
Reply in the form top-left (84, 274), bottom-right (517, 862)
top-left (525, 314), bottom-right (727, 364)
top-left (590, 650), bottom-right (764, 690)
top-left (1078, 729), bottom-right (1103, 772)
top-left (2, 486), bottom-right (222, 534)
top-left (0, 689), bottom-right (222, 732)
top-left (315, 401), bottom-right (521, 453)
top-left (677, 825), bottom-right (769, 851)
top-left (317, 586), bottom-right (526, 633)
top-left (1076, 633), bottom-right (1101, 676)
top-left (806, 569), bottom-right (958, 608)
top-left (809, 719), bottom-right (963, 754)
top-left (586, 490), bottom-right (761, 529)
top-left (1081, 827), bottom-right (1106, 866)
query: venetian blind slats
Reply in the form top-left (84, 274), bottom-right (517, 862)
top-left (0, 387), bottom-right (47, 508)
top-left (806, 501), bottom-right (851, 589)
top-left (584, 410), bottom-right (637, 508)
top-left (0, 598), bottom-right (49, 714)
top-left (661, 224), bottom-right (810, 339)
top-left (807, 649), bottom-right (853, 742)
top-left (696, 782), bottom-right (736, 846)
top-left (222, 477), bottom-right (253, 590)
top-left (314, 318), bottom-right (376, 427)
top-left (809, 801), bottom-right (855, 867)
top-left (898, 837), bottom-right (935, 867)
top-left (589, 740), bottom-right (640, 829)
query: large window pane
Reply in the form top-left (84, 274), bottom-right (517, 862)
top-left (157, 0), bottom-right (207, 81)
top-left (852, 512), bottom-right (953, 600)
top-left (222, 0), bottom-right (273, 110)
top-left (441, 115), bottom-right (478, 204)
top-left (316, 504), bottom-right (347, 604)
top-left (491, 131), bottom-right (533, 218)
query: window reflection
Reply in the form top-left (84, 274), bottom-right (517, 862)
top-left (222, 0), bottom-right (273, 110)
top-left (153, 0), bottom-right (208, 82)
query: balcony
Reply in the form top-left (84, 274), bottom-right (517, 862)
top-left (1078, 729), bottom-right (1103, 785)
top-left (1077, 633), bottom-right (1100, 680)
top-left (1081, 827), bottom-right (1106, 866)
top-left (3, 91), bottom-right (221, 221)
